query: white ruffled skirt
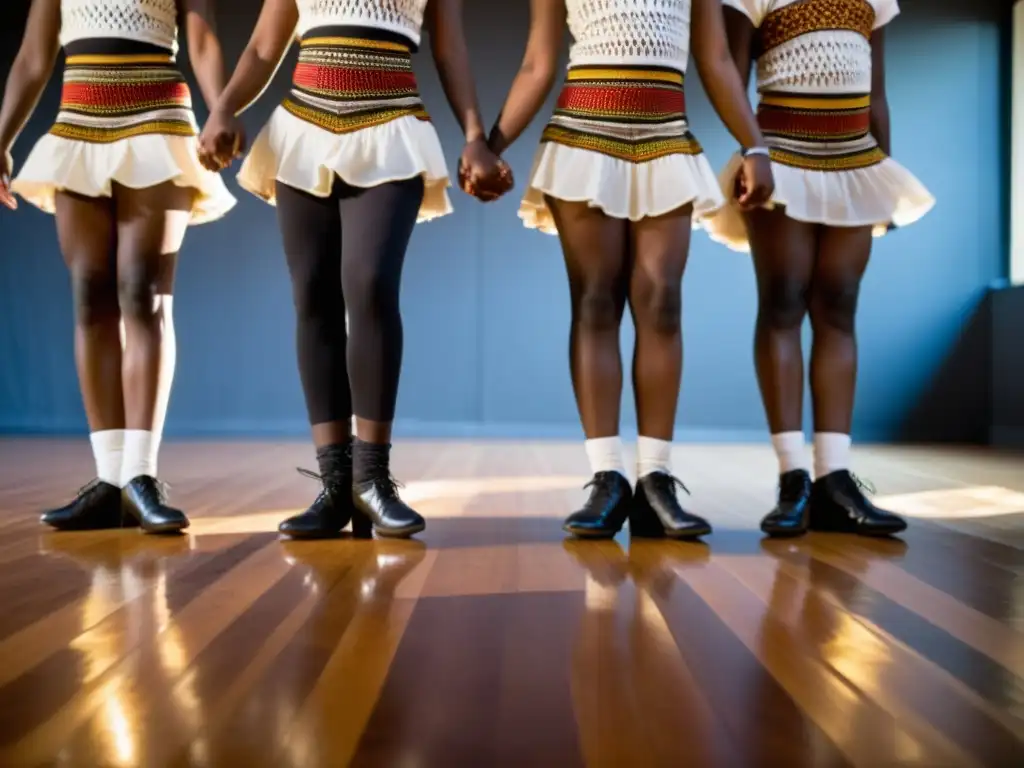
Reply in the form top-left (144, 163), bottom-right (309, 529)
top-left (520, 144), bottom-right (724, 235)
top-left (237, 108), bottom-right (451, 222)
top-left (10, 135), bottom-right (235, 225)
top-left (703, 152), bottom-right (936, 252)
top-left (9, 49), bottom-right (234, 224)
top-left (519, 66), bottom-right (724, 235)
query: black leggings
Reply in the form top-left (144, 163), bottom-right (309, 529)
top-left (275, 175), bottom-right (424, 425)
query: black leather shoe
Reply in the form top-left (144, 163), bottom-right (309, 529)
top-left (760, 469), bottom-right (812, 537)
top-left (122, 476), bottom-right (189, 534)
top-left (40, 479), bottom-right (132, 531)
top-left (279, 468), bottom-right (357, 539)
top-left (631, 472), bottom-right (712, 539)
top-left (563, 471), bottom-right (632, 539)
top-left (809, 470), bottom-right (907, 536)
top-left (354, 473), bottom-right (425, 539)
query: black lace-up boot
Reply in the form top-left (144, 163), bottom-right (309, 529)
top-left (279, 443), bottom-right (357, 539)
top-left (122, 475), bottom-right (188, 534)
top-left (41, 479), bottom-right (131, 531)
top-left (352, 440), bottom-right (424, 538)
top-left (810, 470), bottom-right (907, 536)
top-left (631, 472), bottom-right (712, 539)
top-left (563, 471), bottom-right (633, 539)
top-left (760, 469), bottom-right (813, 537)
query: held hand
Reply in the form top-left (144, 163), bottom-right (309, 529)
top-left (735, 153), bottom-right (774, 211)
top-left (458, 138), bottom-right (513, 202)
top-left (0, 153), bottom-right (16, 210)
top-left (198, 108), bottom-right (246, 172)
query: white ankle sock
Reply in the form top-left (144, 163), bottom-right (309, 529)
top-left (584, 437), bottom-right (626, 476)
top-left (813, 432), bottom-right (851, 478)
top-left (89, 430), bottom-right (125, 486)
top-left (771, 431), bottom-right (809, 474)
top-left (636, 436), bottom-right (672, 478)
top-left (121, 429), bottom-right (160, 486)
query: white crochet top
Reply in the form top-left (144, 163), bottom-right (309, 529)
top-left (60, 0), bottom-right (179, 53)
top-left (295, 0), bottom-right (428, 46)
top-left (722, 0), bottom-right (899, 94)
top-left (565, 0), bottom-right (693, 72)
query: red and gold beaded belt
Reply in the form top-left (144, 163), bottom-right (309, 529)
top-left (283, 36), bottom-right (430, 134)
top-left (51, 52), bottom-right (195, 143)
top-left (541, 67), bottom-right (702, 164)
top-left (756, 92), bottom-right (885, 171)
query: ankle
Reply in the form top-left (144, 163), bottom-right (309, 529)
top-left (352, 438), bottom-right (391, 486)
top-left (315, 442), bottom-right (352, 488)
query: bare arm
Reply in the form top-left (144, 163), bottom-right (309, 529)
top-left (487, 0), bottom-right (565, 155)
top-left (722, 7), bottom-right (755, 92)
top-left (425, 0), bottom-right (486, 141)
top-left (180, 0), bottom-right (228, 109)
top-left (691, 0), bottom-right (764, 149)
top-left (869, 29), bottom-right (890, 156)
top-left (0, 0), bottom-right (62, 153)
top-left (213, 0), bottom-right (297, 116)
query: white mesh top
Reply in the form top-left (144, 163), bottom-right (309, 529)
top-left (565, 0), bottom-right (694, 71)
top-left (59, 0), bottom-right (179, 53)
top-left (722, 0), bottom-right (900, 93)
top-left (295, 0), bottom-right (428, 45)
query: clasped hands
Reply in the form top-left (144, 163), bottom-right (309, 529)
top-left (458, 137), bottom-right (513, 203)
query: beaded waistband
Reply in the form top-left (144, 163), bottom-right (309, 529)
top-left (52, 50), bottom-right (194, 143)
top-left (756, 92), bottom-right (884, 171)
top-left (541, 66), bottom-right (701, 164)
top-left (283, 35), bottom-right (429, 135)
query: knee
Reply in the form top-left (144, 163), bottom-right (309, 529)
top-left (70, 265), bottom-right (118, 326)
top-left (575, 286), bottom-right (621, 333)
top-left (345, 266), bottom-right (400, 320)
top-left (758, 277), bottom-right (808, 331)
top-left (117, 265), bottom-right (160, 322)
top-left (809, 280), bottom-right (860, 333)
top-left (633, 279), bottom-right (682, 335)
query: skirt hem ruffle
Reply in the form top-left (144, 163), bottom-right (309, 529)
top-left (9, 134), bottom-right (236, 225)
top-left (517, 143), bottom-right (725, 236)
top-left (704, 152), bottom-right (936, 253)
top-left (236, 108), bottom-right (452, 223)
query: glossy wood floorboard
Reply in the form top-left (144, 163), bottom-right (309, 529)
top-left (0, 438), bottom-right (1022, 767)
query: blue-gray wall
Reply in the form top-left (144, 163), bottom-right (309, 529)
top-left (0, 0), bottom-right (1009, 442)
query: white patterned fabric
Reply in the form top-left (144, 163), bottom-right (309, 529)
top-left (60, 0), bottom-right (179, 53)
top-left (295, 0), bottom-right (428, 45)
top-left (721, 0), bottom-right (899, 93)
top-left (566, 0), bottom-right (694, 70)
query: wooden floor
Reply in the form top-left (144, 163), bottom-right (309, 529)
top-left (0, 438), bottom-right (1022, 767)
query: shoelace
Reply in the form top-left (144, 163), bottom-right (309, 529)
top-left (357, 457), bottom-right (403, 499)
top-left (75, 478), bottom-right (105, 499)
top-left (849, 472), bottom-right (876, 496)
top-left (297, 467), bottom-right (336, 505)
top-left (650, 472), bottom-right (691, 497)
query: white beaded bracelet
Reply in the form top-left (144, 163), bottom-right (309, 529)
top-left (741, 146), bottom-right (771, 158)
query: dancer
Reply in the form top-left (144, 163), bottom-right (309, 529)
top-left (711, 0), bottom-right (934, 536)
top-left (199, 0), bottom-right (511, 539)
top-left (478, 0), bottom-right (774, 540)
top-left (0, 0), bottom-right (235, 533)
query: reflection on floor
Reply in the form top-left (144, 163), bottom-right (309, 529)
top-left (0, 438), bottom-right (1022, 766)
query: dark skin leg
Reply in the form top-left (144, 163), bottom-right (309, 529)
top-left (54, 191), bottom-right (123, 431)
top-left (546, 196), bottom-right (631, 439)
top-left (808, 225), bottom-right (873, 434)
top-left (114, 181), bottom-right (193, 434)
top-left (748, 207), bottom-right (818, 433)
top-left (628, 204), bottom-right (692, 440)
